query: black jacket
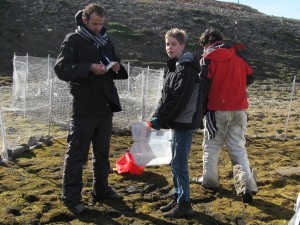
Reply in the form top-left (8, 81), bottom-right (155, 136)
top-left (153, 52), bottom-right (208, 130)
top-left (54, 11), bottom-right (128, 116)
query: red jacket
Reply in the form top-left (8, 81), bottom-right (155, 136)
top-left (202, 42), bottom-right (253, 111)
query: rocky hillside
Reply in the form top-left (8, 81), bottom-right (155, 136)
top-left (1, 0), bottom-right (300, 82)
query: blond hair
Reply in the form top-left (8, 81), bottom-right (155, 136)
top-left (165, 28), bottom-right (188, 45)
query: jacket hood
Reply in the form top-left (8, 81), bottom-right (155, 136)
top-left (177, 52), bottom-right (194, 64)
top-left (177, 52), bottom-right (200, 72)
top-left (75, 10), bottom-right (84, 26)
top-left (203, 42), bottom-right (235, 62)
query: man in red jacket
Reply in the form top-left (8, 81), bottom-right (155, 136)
top-left (194, 28), bottom-right (258, 203)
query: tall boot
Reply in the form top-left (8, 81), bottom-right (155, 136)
top-left (160, 193), bottom-right (178, 212)
top-left (163, 201), bottom-right (194, 218)
top-left (242, 190), bottom-right (253, 203)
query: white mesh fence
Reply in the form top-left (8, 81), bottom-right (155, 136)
top-left (0, 54), bottom-right (164, 161)
top-left (0, 54), bottom-right (299, 161)
top-left (114, 67), bottom-right (164, 129)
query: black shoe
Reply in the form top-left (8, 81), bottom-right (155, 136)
top-left (163, 201), bottom-right (194, 219)
top-left (64, 201), bottom-right (86, 214)
top-left (106, 186), bottom-right (123, 200)
top-left (92, 186), bottom-right (123, 203)
top-left (242, 190), bottom-right (253, 203)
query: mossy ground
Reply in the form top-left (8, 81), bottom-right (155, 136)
top-left (0, 78), bottom-right (299, 224)
top-left (0, 130), bottom-right (299, 224)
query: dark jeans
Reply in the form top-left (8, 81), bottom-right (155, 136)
top-left (62, 113), bottom-right (113, 204)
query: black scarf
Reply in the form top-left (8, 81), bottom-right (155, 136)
top-left (75, 26), bottom-right (108, 49)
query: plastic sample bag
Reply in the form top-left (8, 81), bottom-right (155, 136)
top-left (130, 122), bottom-right (172, 167)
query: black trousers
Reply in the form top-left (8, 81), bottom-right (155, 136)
top-left (62, 113), bottom-right (113, 204)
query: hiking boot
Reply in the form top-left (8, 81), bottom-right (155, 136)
top-left (160, 194), bottom-right (178, 212)
top-left (163, 201), bottom-right (194, 219)
top-left (64, 201), bottom-right (86, 214)
top-left (92, 186), bottom-right (123, 203)
top-left (242, 190), bottom-right (253, 203)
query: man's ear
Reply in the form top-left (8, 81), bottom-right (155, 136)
top-left (82, 16), bottom-right (87, 25)
top-left (181, 44), bottom-right (186, 51)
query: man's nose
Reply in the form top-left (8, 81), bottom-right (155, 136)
top-left (96, 25), bottom-right (102, 31)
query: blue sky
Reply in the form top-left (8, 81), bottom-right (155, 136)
top-left (217, 0), bottom-right (300, 20)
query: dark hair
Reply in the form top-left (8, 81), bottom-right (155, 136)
top-left (83, 3), bottom-right (105, 21)
top-left (199, 28), bottom-right (223, 46)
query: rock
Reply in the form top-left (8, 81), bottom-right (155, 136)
top-left (126, 185), bottom-right (139, 194)
top-left (142, 183), bottom-right (155, 194)
top-left (295, 135), bottom-right (300, 140)
top-left (8, 145), bottom-right (29, 157)
top-left (39, 135), bottom-right (53, 146)
top-left (28, 136), bottom-right (39, 146)
top-left (277, 129), bottom-right (284, 134)
top-left (275, 167), bottom-right (300, 176)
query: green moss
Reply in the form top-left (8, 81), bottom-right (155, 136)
top-left (47, 10), bottom-right (58, 15)
top-left (0, 129), bottom-right (299, 224)
top-left (107, 22), bottom-right (144, 40)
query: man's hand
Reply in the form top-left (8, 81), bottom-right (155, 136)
top-left (148, 117), bottom-right (161, 130)
top-left (90, 63), bottom-right (107, 75)
top-left (111, 62), bottom-right (120, 73)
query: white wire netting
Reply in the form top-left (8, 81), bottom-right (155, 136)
top-left (114, 67), bottom-right (164, 129)
top-left (0, 55), bottom-right (164, 161)
top-left (0, 54), bottom-right (299, 161)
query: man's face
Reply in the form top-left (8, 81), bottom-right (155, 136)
top-left (165, 36), bottom-right (185, 59)
top-left (83, 12), bottom-right (105, 35)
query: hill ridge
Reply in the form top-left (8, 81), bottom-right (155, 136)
top-left (0, 0), bottom-right (300, 82)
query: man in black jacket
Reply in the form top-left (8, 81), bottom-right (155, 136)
top-left (54, 3), bottom-right (128, 214)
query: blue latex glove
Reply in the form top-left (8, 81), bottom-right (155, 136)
top-left (149, 117), bottom-right (161, 130)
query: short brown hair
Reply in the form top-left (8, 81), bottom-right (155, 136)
top-left (83, 3), bottom-right (105, 21)
top-left (165, 28), bottom-right (188, 45)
